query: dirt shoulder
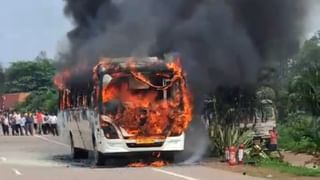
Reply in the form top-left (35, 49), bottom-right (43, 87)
top-left (201, 158), bottom-right (319, 180)
top-left (281, 151), bottom-right (319, 168)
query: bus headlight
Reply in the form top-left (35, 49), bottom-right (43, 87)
top-left (102, 122), bottom-right (119, 139)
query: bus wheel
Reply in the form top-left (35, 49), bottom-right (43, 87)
top-left (90, 138), bottom-right (105, 166)
top-left (70, 134), bottom-right (88, 159)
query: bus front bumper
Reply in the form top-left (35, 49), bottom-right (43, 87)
top-left (96, 134), bottom-right (185, 154)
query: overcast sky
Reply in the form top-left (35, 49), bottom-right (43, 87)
top-left (0, 0), bottom-right (72, 66)
top-left (0, 1), bottom-right (320, 67)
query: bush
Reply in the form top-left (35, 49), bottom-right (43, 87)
top-left (209, 123), bottom-right (255, 156)
top-left (278, 113), bottom-right (320, 154)
top-left (15, 90), bottom-right (58, 114)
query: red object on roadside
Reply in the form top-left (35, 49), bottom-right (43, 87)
top-left (225, 147), bottom-right (230, 161)
top-left (270, 129), bottom-right (278, 145)
top-left (238, 144), bottom-right (245, 164)
top-left (228, 146), bottom-right (237, 166)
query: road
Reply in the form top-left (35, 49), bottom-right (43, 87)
top-left (0, 136), bottom-right (261, 180)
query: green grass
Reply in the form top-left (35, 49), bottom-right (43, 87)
top-left (258, 159), bottom-right (320, 177)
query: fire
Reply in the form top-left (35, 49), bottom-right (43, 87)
top-left (54, 69), bottom-right (71, 90)
top-left (151, 161), bottom-right (168, 167)
top-left (54, 56), bottom-right (193, 138)
top-left (128, 152), bottom-right (169, 168)
top-left (128, 162), bottom-right (146, 168)
top-left (128, 161), bottom-right (168, 168)
top-left (98, 57), bottom-right (193, 137)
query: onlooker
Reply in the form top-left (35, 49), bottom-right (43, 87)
top-left (43, 113), bottom-right (50, 135)
top-left (33, 113), bottom-right (37, 132)
top-left (25, 113), bottom-right (34, 136)
top-left (0, 113), bottom-right (9, 136)
top-left (0, 112), bottom-right (4, 135)
top-left (15, 112), bottom-right (24, 136)
top-left (36, 111), bottom-right (44, 135)
top-left (12, 112), bottom-right (20, 135)
top-left (20, 114), bottom-right (26, 135)
top-left (9, 113), bottom-right (16, 135)
top-left (49, 114), bottom-right (58, 136)
top-left (268, 127), bottom-right (278, 151)
top-left (1, 113), bottom-right (10, 135)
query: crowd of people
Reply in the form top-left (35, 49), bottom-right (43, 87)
top-left (0, 111), bottom-right (58, 136)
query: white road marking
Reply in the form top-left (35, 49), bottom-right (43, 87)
top-left (35, 135), bottom-right (69, 148)
top-left (0, 156), bottom-right (7, 162)
top-left (12, 168), bottom-right (22, 176)
top-left (152, 168), bottom-right (199, 180)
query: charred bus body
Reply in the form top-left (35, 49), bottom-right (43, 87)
top-left (56, 56), bottom-right (192, 165)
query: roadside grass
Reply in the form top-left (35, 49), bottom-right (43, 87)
top-left (258, 159), bottom-right (320, 177)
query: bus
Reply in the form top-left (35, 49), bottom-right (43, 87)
top-left (56, 56), bottom-right (192, 165)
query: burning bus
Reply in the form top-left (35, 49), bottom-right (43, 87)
top-left (54, 55), bottom-right (193, 165)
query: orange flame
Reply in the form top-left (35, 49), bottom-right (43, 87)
top-left (128, 162), bottom-right (146, 168)
top-left (99, 58), bottom-right (193, 137)
top-left (54, 57), bottom-right (193, 138)
top-left (151, 161), bottom-right (168, 167)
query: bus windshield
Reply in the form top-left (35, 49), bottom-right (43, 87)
top-left (100, 73), bottom-right (181, 137)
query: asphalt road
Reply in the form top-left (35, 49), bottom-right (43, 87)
top-left (0, 136), bottom-right (262, 180)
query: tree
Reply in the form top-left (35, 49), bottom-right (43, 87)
top-left (16, 90), bottom-right (58, 113)
top-left (281, 31), bottom-right (320, 154)
top-left (288, 31), bottom-right (320, 116)
top-left (0, 65), bottom-right (4, 93)
top-left (1, 54), bottom-right (59, 113)
top-left (3, 58), bottom-right (56, 93)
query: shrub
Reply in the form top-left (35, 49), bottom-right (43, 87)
top-left (279, 113), bottom-right (320, 154)
top-left (209, 123), bottom-right (254, 156)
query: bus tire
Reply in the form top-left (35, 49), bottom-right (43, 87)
top-left (91, 136), bottom-right (105, 166)
top-left (70, 133), bottom-right (88, 159)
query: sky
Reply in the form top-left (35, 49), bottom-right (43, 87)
top-left (0, 0), bottom-right (72, 66)
top-left (0, 1), bottom-right (320, 67)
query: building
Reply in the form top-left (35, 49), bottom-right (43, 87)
top-left (0, 92), bottom-right (31, 111)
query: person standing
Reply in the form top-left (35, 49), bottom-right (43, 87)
top-left (20, 114), bottom-right (26, 135)
top-left (43, 113), bottom-right (50, 135)
top-left (268, 127), bottom-right (278, 151)
top-left (1, 113), bottom-right (10, 136)
top-left (15, 112), bottom-right (24, 136)
top-left (49, 114), bottom-right (58, 136)
top-left (3, 113), bottom-right (10, 136)
top-left (36, 111), bottom-right (44, 135)
top-left (33, 113), bottom-right (37, 133)
top-left (0, 112), bottom-right (4, 135)
top-left (12, 112), bottom-right (20, 135)
top-left (9, 113), bottom-right (16, 135)
top-left (25, 113), bottom-right (34, 136)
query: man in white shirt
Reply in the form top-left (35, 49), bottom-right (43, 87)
top-left (13, 112), bottom-right (23, 136)
top-left (0, 112), bottom-right (9, 135)
top-left (49, 114), bottom-right (58, 136)
top-left (3, 114), bottom-right (9, 135)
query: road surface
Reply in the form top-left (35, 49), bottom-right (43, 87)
top-left (0, 136), bottom-right (261, 180)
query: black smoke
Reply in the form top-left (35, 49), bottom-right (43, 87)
top-left (61, 0), bottom-right (308, 110)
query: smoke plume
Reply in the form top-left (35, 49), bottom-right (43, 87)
top-left (59, 0), bottom-right (314, 164)
top-left (61, 0), bottom-right (309, 109)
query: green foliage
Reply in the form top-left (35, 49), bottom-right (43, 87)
top-left (209, 123), bottom-right (254, 156)
top-left (278, 113), bottom-right (320, 154)
top-left (259, 158), bottom-right (320, 177)
top-left (275, 31), bottom-right (320, 154)
top-left (15, 90), bottom-right (58, 114)
top-left (256, 86), bottom-right (276, 101)
top-left (1, 53), bottom-right (58, 113)
top-left (3, 58), bottom-right (56, 93)
top-left (0, 65), bottom-right (4, 93)
top-left (275, 89), bottom-right (289, 122)
top-left (288, 31), bottom-right (320, 116)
